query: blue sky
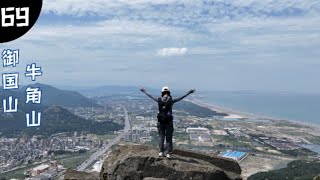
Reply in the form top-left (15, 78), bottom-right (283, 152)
top-left (1, 0), bottom-right (320, 93)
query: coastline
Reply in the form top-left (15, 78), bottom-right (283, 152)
top-left (187, 99), bottom-right (320, 130)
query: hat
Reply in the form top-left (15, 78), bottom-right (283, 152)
top-left (162, 86), bottom-right (170, 92)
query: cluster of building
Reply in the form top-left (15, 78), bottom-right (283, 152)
top-left (124, 127), bottom-right (156, 143)
top-left (186, 127), bottom-right (212, 142)
top-left (0, 134), bottom-right (102, 173)
top-left (65, 106), bottom-right (125, 125)
top-left (24, 161), bottom-right (65, 180)
top-left (259, 137), bottom-right (302, 151)
top-left (211, 130), bottom-right (228, 136)
top-left (224, 128), bottom-right (250, 139)
top-left (48, 134), bottom-right (102, 152)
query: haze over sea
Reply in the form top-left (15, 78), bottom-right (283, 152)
top-left (201, 91), bottom-right (320, 125)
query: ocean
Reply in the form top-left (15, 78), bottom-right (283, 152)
top-left (200, 91), bottom-right (320, 125)
top-left (302, 144), bottom-right (320, 154)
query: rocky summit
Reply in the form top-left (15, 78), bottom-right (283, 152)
top-left (65, 144), bottom-right (242, 180)
top-left (100, 144), bottom-right (242, 180)
top-left (64, 169), bottom-right (100, 180)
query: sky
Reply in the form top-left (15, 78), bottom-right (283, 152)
top-left (1, 0), bottom-right (320, 93)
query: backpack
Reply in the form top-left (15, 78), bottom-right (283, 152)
top-left (157, 97), bottom-right (173, 123)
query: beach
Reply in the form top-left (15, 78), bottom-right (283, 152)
top-left (187, 99), bottom-right (320, 131)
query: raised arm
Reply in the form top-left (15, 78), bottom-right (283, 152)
top-left (140, 87), bottom-right (158, 102)
top-left (173, 89), bottom-right (196, 103)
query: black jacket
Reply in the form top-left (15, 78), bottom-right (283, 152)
top-left (142, 90), bottom-right (191, 114)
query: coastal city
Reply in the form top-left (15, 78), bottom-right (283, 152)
top-left (0, 94), bottom-right (320, 179)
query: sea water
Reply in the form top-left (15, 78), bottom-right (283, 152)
top-left (301, 144), bottom-right (320, 154)
top-left (201, 91), bottom-right (320, 125)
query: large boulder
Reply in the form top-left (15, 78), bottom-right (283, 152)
top-left (100, 144), bottom-right (242, 180)
top-left (64, 169), bottom-right (99, 180)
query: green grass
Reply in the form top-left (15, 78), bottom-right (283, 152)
top-left (0, 162), bottom-right (47, 180)
top-left (274, 122), bottom-right (306, 128)
top-left (217, 137), bottom-right (251, 147)
top-left (94, 134), bottom-right (116, 140)
top-left (280, 148), bottom-right (317, 157)
top-left (0, 152), bottom-right (93, 180)
top-left (248, 160), bottom-right (320, 180)
top-left (0, 171), bottom-right (26, 180)
top-left (175, 144), bottom-right (215, 151)
top-left (57, 153), bottom-right (91, 169)
top-left (211, 135), bottom-right (228, 140)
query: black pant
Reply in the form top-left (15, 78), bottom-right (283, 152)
top-left (157, 121), bottom-right (174, 153)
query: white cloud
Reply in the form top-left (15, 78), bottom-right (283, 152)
top-left (42, 0), bottom-right (191, 16)
top-left (157, 48), bottom-right (188, 56)
top-left (42, 0), bottom-right (319, 19)
top-left (206, 16), bottom-right (320, 48)
top-left (20, 20), bottom-right (199, 54)
top-left (15, 14), bottom-right (320, 63)
top-left (2, 0), bottom-right (319, 91)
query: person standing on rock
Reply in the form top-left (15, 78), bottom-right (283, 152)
top-left (140, 86), bottom-right (196, 159)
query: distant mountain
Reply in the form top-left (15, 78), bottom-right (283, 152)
top-left (0, 83), bottom-right (100, 107)
top-left (174, 101), bottom-right (227, 117)
top-left (78, 85), bottom-right (141, 97)
top-left (78, 85), bottom-right (186, 98)
top-left (0, 106), bottom-right (123, 137)
top-left (0, 110), bottom-right (26, 137)
top-left (26, 83), bottom-right (100, 107)
top-left (0, 84), bottom-right (119, 137)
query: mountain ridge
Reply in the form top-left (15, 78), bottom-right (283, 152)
top-left (0, 105), bottom-right (123, 137)
top-left (0, 84), bottom-right (120, 137)
top-left (0, 83), bottom-right (100, 107)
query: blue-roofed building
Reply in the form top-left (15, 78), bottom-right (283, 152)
top-left (219, 150), bottom-right (247, 162)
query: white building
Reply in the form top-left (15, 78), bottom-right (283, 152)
top-left (30, 164), bottom-right (50, 176)
top-left (212, 130), bottom-right (228, 136)
top-left (135, 116), bottom-right (145, 121)
top-left (186, 127), bottom-right (209, 134)
top-left (223, 114), bottom-right (243, 121)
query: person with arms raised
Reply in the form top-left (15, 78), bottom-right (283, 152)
top-left (140, 86), bottom-right (196, 159)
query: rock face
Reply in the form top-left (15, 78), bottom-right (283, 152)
top-left (100, 144), bottom-right (242, 180)
top-left (64, 169), bottom-right (99, 180)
